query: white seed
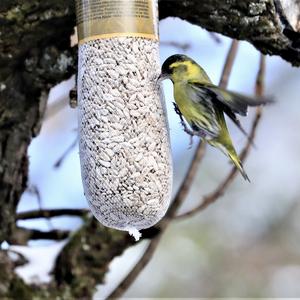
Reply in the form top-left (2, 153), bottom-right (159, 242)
top-left (148, 142), bottom-right (156, 151)
top-left (103, 94), bottom-right (114, 101)
top-left (135, 153), bottom-right (143, 162)
top-left (119, 168), bottom-right (128, 177)
top-left (101, 116), bottom-right (108, 123)
top-left (112, 123), bottom-right (123, 130)
top-left (99, 132), bottom-right (110, 139)
top-left (130, 110), bottom-right (140, 117)
top-left (111, 135), bottom-right (124, 143)
top-left (99, 160), bottom-right (111, 168)
top-left (100, 152), bottom-right (110, 161)
top-left (107, 70), bottom-right (119, 79)
top-left (105, 148), bottom-right (114, 158)
top-left (101, 167), bottom-right (107, 174)
top-left (100, 108), bottom-right (109, 116)
top-left (131, 172), bottom-right (141, 178)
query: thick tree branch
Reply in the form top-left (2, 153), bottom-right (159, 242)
top-left (159, 0), bottom-right (300, 66)
top-left (52, 219), bottom-right (135, 299)
top-left (0, 251), bottom-right (34, 299)
top-left (0, 1), bottom-right (77, 242)
top-left (8, 227), bottom-right (70, 245)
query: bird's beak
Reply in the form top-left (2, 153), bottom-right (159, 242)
top-left (157, 72), bottom-right (169, 84)
top-left (157, 73), bottom-right (169, 82)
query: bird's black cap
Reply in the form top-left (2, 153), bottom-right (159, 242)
top-left (161, 54), bottom-right (197, 75)
top-left (161, 54), bottom-right (192, 75)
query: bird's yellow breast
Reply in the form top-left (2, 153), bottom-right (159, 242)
top-left (173, 82), bottom-right (220, 136)
top-left (173, 82), bottom-right (197, 124)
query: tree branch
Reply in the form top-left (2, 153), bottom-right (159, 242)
top-left (16, 209), bottom-right (89, 221)
top-left (0, 251), bottom-right (34, 299)
top-left (106, 234), bottom-right (163, 299)
top-left (8, 227), bottom-right (70, 245)
top-left (159, 0), bottom-right (300, 66)
top-left (52, 219), bottom-right (135, 299)
top-left (0, 1), bottom-right (77, 242)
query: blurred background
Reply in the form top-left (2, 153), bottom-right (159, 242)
top-left (7, 17), bottom-right (300, 297)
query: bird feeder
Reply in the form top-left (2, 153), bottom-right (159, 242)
top-left (75, 0), bottom-right (172, 240)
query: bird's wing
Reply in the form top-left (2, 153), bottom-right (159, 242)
top-left (189, 81), bottom-right (273, 116)
top-left (217, 100), bottom-right (256, 146)
top-left (184, 83), bottom-right (220, 137)
top-left (187, 81), bottom-right (256, 143)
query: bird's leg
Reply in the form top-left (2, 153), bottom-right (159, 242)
top-left (173, 102), bottom-right (182, 118)
top-left (181, 120), bottom-right (195, 147)
top-left (183, 124), bottom-right (207, 147)
top-left (173, 102), bottom-right (195, 147)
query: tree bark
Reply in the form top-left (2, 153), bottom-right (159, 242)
top-left (160, 0), bottom-right (300, 66)
top-left (0, 0), bottom-right (299, 298)
top-left (0, 1), bottom-right (77, 242)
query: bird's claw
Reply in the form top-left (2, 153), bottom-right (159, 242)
top-left (173, 101), bottom-right (204, 148)
top-left (173, 102), bottom-right (181, 117)
top-left (180, 119), bottom-right (195, 148)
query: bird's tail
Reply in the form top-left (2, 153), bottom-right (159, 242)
top-left (208, 139), bottom-right (250, 182)
top-left (227, 149), bottom-right (250, 182)
top-left (210, 108), bottom-right (250, 181)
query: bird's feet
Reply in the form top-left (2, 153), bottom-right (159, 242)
top-left (172, 102), bottom-right (206, 148)
top-left (173, 102), bottom-right (181, 117)
top-left (180, 120), bottom-right (196, 148)
top-left (173, 102), bottom-right (193, 147)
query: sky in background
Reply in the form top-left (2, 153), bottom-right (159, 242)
top-left (7, 17), bottom-right (300, 298)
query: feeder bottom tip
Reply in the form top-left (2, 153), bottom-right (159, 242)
top-left (127, 228), bottom-right (142, 241)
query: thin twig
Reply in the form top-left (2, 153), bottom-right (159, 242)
top-left (23, 228), bottom-right (70, 240)
top-left (209, 32), bottom-right (222, 44)
top-left (16, 208), bottom-right (89, 220)
top-left (54, 137), bottom-right (78, 168)
top-left (219, 40), bottom-right (239, 88)
top-left (176, 55), bottom-right (266, 220)
top-left (256, 54), bottom-right (266, 97)
top-left (106, 234), bottom-right (162, 299)
top-left (26, 185), bottom-right (54, 230)
top-left (26, 185), bottom-right (43, 210)
top-left (106, 40), bottom-right (240, 300)
top-left (160, 41), bottom-right (191, 52)
top-left (7, 249), bottom-right (29, 267)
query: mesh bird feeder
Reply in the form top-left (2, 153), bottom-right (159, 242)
top-left (75, 0), bottom-right (172, 240)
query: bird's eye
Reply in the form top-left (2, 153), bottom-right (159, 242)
top-left (163, 65), bottom-right (173, 74)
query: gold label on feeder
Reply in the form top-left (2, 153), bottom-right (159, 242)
top-left (76, 0), bottom-right (158, 43)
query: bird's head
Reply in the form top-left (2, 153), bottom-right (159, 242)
top-left (159, 54), bottom-right (206, 83)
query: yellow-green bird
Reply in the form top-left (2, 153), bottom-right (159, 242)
top-left (159, 54), bottom-right (272, 181)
